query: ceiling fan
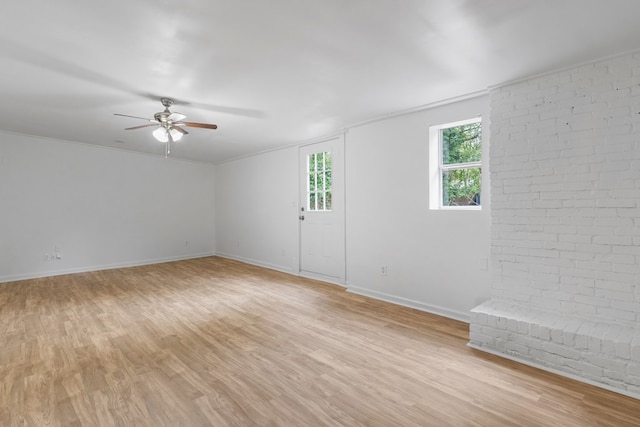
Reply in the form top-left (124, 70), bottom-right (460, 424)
top-left (114, 97), bottom-right (217, 157)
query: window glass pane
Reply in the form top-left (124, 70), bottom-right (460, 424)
top-left (442, 168), bottom-right (481, 206)
top-left (316, 172), bottom-right (324, 191)
top-left (442, 122), bottom-right (481, 165)
top-left (309, 154), bottom-right (316, 172)
top-left (324, 152), bottom-right (332, 171)
top-left (307, 151), bottom-right (333, 211)
top-left (309, 193), bottom-right (317, 211)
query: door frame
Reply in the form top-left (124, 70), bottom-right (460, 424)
top-left (298, 133), bottom-right (346, 286)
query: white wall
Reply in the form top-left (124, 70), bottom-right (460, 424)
top-left (214, 96), bottom-right (492, 321)
top-left (0, 132), bottom-right (216, 282)
top-left (345, 96), bottom-right (491, 321)
top-left (214, 146), bottom-right (300, 273)
top-left (0, 96), bottom-right (490, 321)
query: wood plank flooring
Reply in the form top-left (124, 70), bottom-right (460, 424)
top-left (2, 256), bottom-right (640, 426)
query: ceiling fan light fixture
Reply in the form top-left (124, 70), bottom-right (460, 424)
top-left (169, 127), bottom-right (183, 142)
top-left (116, 98), bottom-right (217, 157)
top-left (152, 127), bottom-right (169, 142)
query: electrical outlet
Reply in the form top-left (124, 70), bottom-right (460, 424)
top-left (380, 265), bottom-right (388, 276)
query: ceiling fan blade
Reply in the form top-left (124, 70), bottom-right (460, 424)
top-left (114, 113), bottom-right (155, 122)
top-left (125, 123), bottom-right (158, 130)
top-left (168, 112), bottom-right (186, 122)
top-left (182, 122), bottom-right (218, 130)
top-left (172, 125), bottom-right (188, 135)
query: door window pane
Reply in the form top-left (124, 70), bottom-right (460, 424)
top-left (307, 151), bottom-right (332, 211)
top-left (316, 173), bottom-right (324, 191)
top-left (308, 174), bottom-right (315, 191)
top-left (309, 193), bottom-right (317, 211)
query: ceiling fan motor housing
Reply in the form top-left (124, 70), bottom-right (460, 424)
top-left (160, 97), bottom-right (175, 109)
top-left (154, 111), bottom-right (171, 124)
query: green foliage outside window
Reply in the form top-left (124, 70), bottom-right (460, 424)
top-left (308, 151), bottom-right (332, 211)
top-left (441, 122), bottom-right (481, 206)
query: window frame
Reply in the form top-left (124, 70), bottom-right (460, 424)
top-left (429, 117), bottom-right (482, 211)
top-left (307, 151), bottom-right (333, 212)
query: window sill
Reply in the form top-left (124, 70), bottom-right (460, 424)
top-left (433, 206), bottom-right (482, 211)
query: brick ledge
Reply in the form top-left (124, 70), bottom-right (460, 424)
top-left (469, 299), bottom-right (640, 397)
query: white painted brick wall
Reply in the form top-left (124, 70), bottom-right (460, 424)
top-left (489, 52), bottom-right (640, 326)
top-left (471, 51), bottom-right (640, 398)
top-left (469, 300), bottom-right (640, 397)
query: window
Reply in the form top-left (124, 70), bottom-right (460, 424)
top-left (429, 118), bottom-right (482, 209)
top-left (307, 151), bottom-right (332, 211)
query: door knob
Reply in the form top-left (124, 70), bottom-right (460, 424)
top-left (299, 215), bottom-right (305, 221)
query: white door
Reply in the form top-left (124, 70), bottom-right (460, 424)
top-left (299, 136), bottom-right (345, 284)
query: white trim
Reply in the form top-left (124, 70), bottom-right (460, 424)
top-left (429, 117), bottom-right (482, 210)
top-left (441, 161), bottom-right (481, 171)
top-left (215, 91), bottom-right (489, 166)
top-left (489, 47), bottom-right (640, 92)
top-left (0, 252), bottom-right (216, 284)
top-left (216, 131), bottom-right (347, 166)
top-left (431, 116), bottom-right (483, 131)
top-left (216, 253), bottom-right (345, 286)
top-left (0, 130), bottom-right (215, 167)
top-left (342, 132), bottom-right (349, 288)
top-left (215, 252), bottom-right (296, 275)
top-left (346, 90), bottom-right (489, 130)
top-left (298, 132), bottom-right (346, 148)
top-left (467, 343), bottom-right (640, 401)
top-left (347, 285), bottom-right (470, 323)
top-left (438, 205), bottom-right (481, 211)
top-left (299, 271), bottom-right (345, 287)
top-left (305, 150), bottom-right (333, 212)
top-left (298, 135), bottom-right (346, 284)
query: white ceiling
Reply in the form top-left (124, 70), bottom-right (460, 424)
top-left (2, 0), bottom-right (640, 164)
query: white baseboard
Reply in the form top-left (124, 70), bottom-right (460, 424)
top-left (347, 285), bottom-right (470, 323)
top-left (0, 252), bottom-right (216, 283)
top-left (215, 252), bottom-right (296, 276)
top-left (298, 271), bottom-right (345, 287)
top-left (467, 343), bottom-right (640, 401)
top-left (215, 253), bottom-right (347, 287)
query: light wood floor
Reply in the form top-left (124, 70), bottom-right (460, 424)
top-left (2, 257), bottom-right (640, 426)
